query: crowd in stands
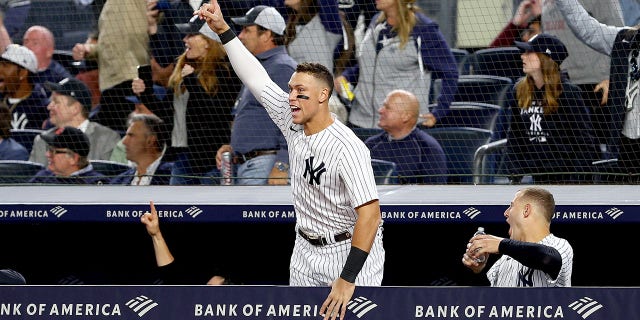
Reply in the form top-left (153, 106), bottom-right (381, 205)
top-left (0, 0), bottom-right (638, 185)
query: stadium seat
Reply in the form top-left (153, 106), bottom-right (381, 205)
top-left (428, 101), bottom-right (501, 131)
top-left (352, 127), bottom-right (384, 142)
top-left (424, 127), bottom-right (492, 184)
top-left (467, 47), bottom-right (524, 83)
top-left (450, 48), bottom-right (471, 74)
top-left (431, 74), bottom-right (513, 109)
top-left (89, 160), bottom-right (132, 178)
top-left (10, 129), bottom-right (44, 154)
top-left (371, 159), bottom-right (399, 185)
top-left (0, 160), bottom-right (45, 184)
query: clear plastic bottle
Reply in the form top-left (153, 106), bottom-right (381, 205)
top-left (473, 227), bottom-right (486, 263)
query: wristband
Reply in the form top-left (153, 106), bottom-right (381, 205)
top-left (340, 247), bottom-right (368, 283)
top-left (219, 28), bottom-right (236, 44)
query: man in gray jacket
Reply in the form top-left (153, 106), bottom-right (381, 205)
top-left (29, 77), bottom-right (121, 165)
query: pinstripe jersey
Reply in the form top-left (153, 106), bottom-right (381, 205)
top-left (260, 81), bottom-right (380, 234)
top-left (258, 81), bottom-right (385, 286)
top-left (487, 234), bottom-right (573, 287)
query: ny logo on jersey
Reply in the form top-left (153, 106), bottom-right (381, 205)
top-left (303, 156), bottom-right (326, 185)
top-left (517, 267), bottom-right (535, 287)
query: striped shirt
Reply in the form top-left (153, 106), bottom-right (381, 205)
top-left (487, 234), bottom-right (573, 287)
top-left (260, 81), bottom-right (379, 234)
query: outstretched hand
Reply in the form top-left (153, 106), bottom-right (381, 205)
top-left (194, 1), bottom-right (231, 34)
top-left (320, 278), bottom-right (355, 320)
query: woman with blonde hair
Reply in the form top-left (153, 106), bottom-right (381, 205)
top-left (504, 33), bottom-right (596, 184)
top-left (133, 23), bottom-right (241, 185)
top-left (334, 0), bottom-right (459, 129)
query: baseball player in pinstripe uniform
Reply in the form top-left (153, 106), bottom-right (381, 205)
top-left (463, 187), bottom-right (573, 287)
top-left (197, 3), bottom-right (384, 320)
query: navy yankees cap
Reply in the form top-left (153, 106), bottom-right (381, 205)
top-left (515, 33), bottom-right (569, 66)
top-left (41, 126), bottom-right (90, 157)
top-left (45, 77), bottom-right (93, 112)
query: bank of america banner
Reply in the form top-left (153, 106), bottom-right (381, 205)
top-left (0, 286), bottom-right (636, 319)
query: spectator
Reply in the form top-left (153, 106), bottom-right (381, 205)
top-left (72, 0), bottom-right (149, 132)
top-left (334, 0), bottom-right (459, 129)
top-left (542, 0), bottom-right (624, 154)
top-left (146, 0), bottom-right (201, 88)
top-left (141, 200), bottom-right (232, 285)
top-left (364, 89), bottom-right (447, 184)
top-left (213, 5), bottom-right (295, 186)
top-left (28, 126), bottom-right (108, 184)
top-left (462, 187), bottom-right (573, 287)
top-left (74, 31), bottom-right (100, 111)
top-left (490, 0), bottom-right (542, 47)
top-left (22, 25), bottom-right (73, 93)
top-left (133, 22), bottom-right (241, 185)
top-left (0, 268), bottom-right (26, 284)
top-left (0, 102), bottom-right (28, 160)
top-left (0, 44), bottom-right (49, 130)
top-left (0, 0), bottom-right (30, 43)
top-left (110, 113), bottom-right (173, 185)
top-left (29, 77), bottom-right (120, 166)
top-left (284, 0), bottom-right (342, 75)
top-left (552, 0), bottom-right (640, 183)
top-left (503, 33), bottom-right (596, 184)
top-left (110, 86), bottom-right (167, 164)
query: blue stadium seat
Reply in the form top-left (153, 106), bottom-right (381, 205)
top-left (428, 101), bottom-right (501, 131)
top-left (424, 127), bottom-right (492, 184)
top-left (10, 129), bottom-right (44, 154)
top-left (467, 47), bottom-right (524, 83)
top-left (371, 159), bottom-right (399, 185)
top-left (451, 48), bottom-right (471, 74)
top-left (89, 160), bottom-right (132, 178)
top-left (0, 160), bottom-right (45, 184)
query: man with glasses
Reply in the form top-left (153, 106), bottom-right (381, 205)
top-left (28, 126), bottom-right (108, 184)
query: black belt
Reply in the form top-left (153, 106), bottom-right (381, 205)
top-left (232, 149), bottom-right (277, 164)
top-left (297, 229), bottom-right (352, 247)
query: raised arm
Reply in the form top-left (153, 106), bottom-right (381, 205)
top-left (554, 0), bottom-right (623, 56)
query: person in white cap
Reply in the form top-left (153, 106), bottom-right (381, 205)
top-left (0, 43), bottom-right (49, 129)
top-left (215, 5), bottom-right (297, 186)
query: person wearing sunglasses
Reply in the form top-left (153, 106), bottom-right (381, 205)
top-left (28, 126), bottom-right (108, 184)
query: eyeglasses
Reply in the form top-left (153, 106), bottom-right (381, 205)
top-left (630, 50), bottom-right (640, 82)
top-left (47, 146), bottom-right (71, 155)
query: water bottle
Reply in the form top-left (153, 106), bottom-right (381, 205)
top-left (473, 227), bottom-right (486, 263)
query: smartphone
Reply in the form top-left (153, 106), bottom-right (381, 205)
top-left (137, 64), bottom-right (153, 89)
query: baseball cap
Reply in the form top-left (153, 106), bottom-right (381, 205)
top-left (514, 33), bottom-right (569, 66)
top-left (41, 126), bottom-right (90, 157)
top-left (175, 22), bottom-right (220, 42)
top-left (231, 5), bottom-right (286, 36)
top-left (1, 44), bottom-right (37, 73)
top-left (45, 77), bottom-right (93, 112)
